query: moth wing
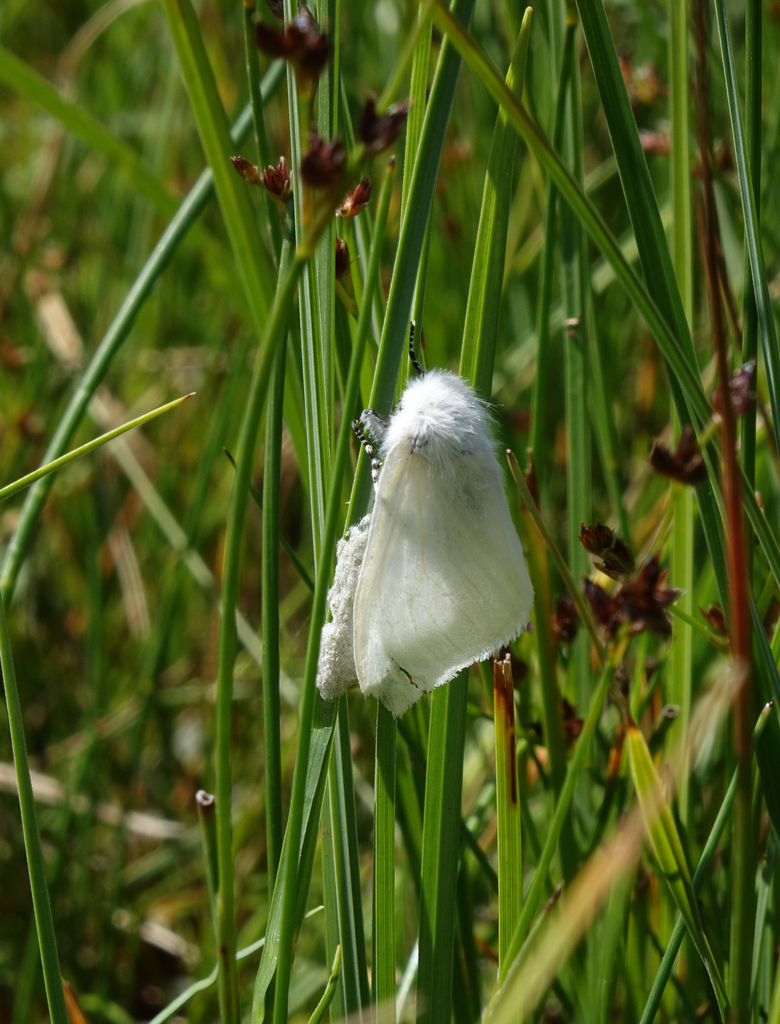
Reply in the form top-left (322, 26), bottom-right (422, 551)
top-left (353, 445), bottom-right (533, 717)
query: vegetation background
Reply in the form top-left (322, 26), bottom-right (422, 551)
top-left (1, 0), bottom-right (779, 1018)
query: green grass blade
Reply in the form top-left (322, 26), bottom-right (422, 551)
top-left (493, 657), bottom-right (523, 968)
top-left (265, 157), bottom-right (396, 1024)
top-left (529, 20), bottom-right (575, 478)
top-left (0, 591), bottom-right (69, 1024)
top-left (0, 43), bottom-right (178, 218)
top-left (400, 1), bottom-right (435, 221)
top-left (626, 722), bottom-right (728, 1018)
top-left (307, 946), bottom-right (342, 1024)
top-left (349, 0), bottom-right (479, 516)
top-left (262, 208), bottom-right (296, 893)
top-left (429, 2), bottom-right (710, 428)
top-left (0, 394), bottom-right (191, 503)
top-left (0, 65), bottom-right (284, 602)
top-left (160, 0), bottom-right (275, 338)
top-left (460, 8), bottom-right (532, 399)
top-left (417, 672), bottom-right (470, 1024)
top-left (712, 0), bottom-right (780, 457)
top-left (561, 19), bottom-right (592, 711)
top-left (374, 701), bottom-right (397, 1021)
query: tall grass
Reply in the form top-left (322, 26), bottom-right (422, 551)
top-left (2, 0), bottom-right (780, 1021)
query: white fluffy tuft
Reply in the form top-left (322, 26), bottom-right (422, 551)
top-left (316, 515), bottom-right (371, 702)
top-left (381, 369), bottom-right (495, 477)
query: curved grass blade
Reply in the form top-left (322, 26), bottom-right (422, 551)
top-left (374, 700), bottom-right (397, 1021)
top-left (0, 395), bottom-right (192, 503)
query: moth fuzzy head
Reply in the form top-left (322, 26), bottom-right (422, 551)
top-left (382, 369), bottom-right (495, 475)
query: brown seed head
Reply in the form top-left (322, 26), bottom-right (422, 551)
top-left (262, 156), bottom-right (291, 202)
top-left (358, 96), bottom-right (409, 154)
top-left (337, 176), bottom-right (372, 219)
top-left (649, 425), bottom-right (707, 486)
top-left (713, 359), bottom-right (756, 419)
top-left (230, 155), bottom-right (261, 186)
top-left (301, 133), bottom-right (346, 188)
top-left (579, 521), bottom-right (635, 579)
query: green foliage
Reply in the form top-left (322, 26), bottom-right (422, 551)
top-left (3, 0), bottom-right (780, 1021)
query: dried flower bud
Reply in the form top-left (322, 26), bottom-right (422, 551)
top-left (262, 156), bottom-right (291, 202)
top-left (618, 557), bottom-right (680, 637)
top-left (700, 603), bottom-right (729, 639)
top-left (579, 521), bottom-right (635, 579)
top-left (230, 155), bottom-right (261, 186)
top-left (337, 176), bottom-right (372, 218)
top-left (255, 7), bottom-right (329, 81)
top-left (649, 425), bottom-right (707, 486)
top-left (584, 557), bottom-right (680, 638)
top-left (552, 593), bottom-right (578, 645)
top-left (713, 360), bottom-right (756, 419)
top-left (358, 96), bottom-right (409, 154)
top-left (301, 133), bottom-right (346, 188)
top-left (335, 237), bottom-right (350, 278)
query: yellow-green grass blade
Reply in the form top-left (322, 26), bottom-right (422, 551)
top-left (626, 722), bottom-right (728, 1019)
top-left (0, 43), bottom-right (178, 219)
top-left (0, 395), bottom-right (192, 504)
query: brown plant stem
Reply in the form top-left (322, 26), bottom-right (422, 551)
top-left (693, 0), bottom-right (755, 1018)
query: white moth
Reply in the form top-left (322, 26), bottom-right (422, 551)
top-left (316, 353), bottom-right (534, 718)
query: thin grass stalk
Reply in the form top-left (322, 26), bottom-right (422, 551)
top-left (0, 590), bottom-right (69, 1024)
top-left (461, 9), bottom-right (532, 398)
top-left (0, 69), bottom-right (284, 603)
top-left (493, 661), bottom-right (614, 993)
top-left (400, 0), bottom-right (434, 221)
top-left (348, 0), bottom-right (479, 518)
top-left (529, 20), bottom-right (575, 483)
top-left (325, 715), bottom-right (365, 1016)
top-left (243, 1), bottom-right (283, 259)
top-left (374, 701), bottom-right (397, 1022)
top-left (667, 0), bottom-right (694, 830)
top-left (314, 0), bottom-right (340, 459)
top-left (282, 0), bottom-right (330, 559)
top-left (560, 7), bottom-right (591, 711)
top-left (0, 395), bottom-right (191, 503)
top-left (493, 655), bottom-right (522, 968)
top-left (693, 1), bottom-right (755, 1014)
top-left (308, 947), bottom-right (343, 1024)
top-left (214, 230), bottom-right (313, 1024)
top-left (321, 784), bottom-right (344, 1017)
top-left (262, 207), bottom-right (295, 892)
top-left (741, 0), bottom-right (761, 514)
top-left (269, 156), bottom-right (395, 1024)
top-left (711, 0), bottom-right (780, 459)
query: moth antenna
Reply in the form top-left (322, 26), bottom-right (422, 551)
top-left (408, 320), bottom-right (425, 377)
top-left (352, 418), bottom-right (382, 488)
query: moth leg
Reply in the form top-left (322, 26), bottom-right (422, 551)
top-left (352, 418), bottom-right (382, 488)
top-left (408, 320), bottom-right (425, 378)
top-left (359, 407), bottom-right (389, 443)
